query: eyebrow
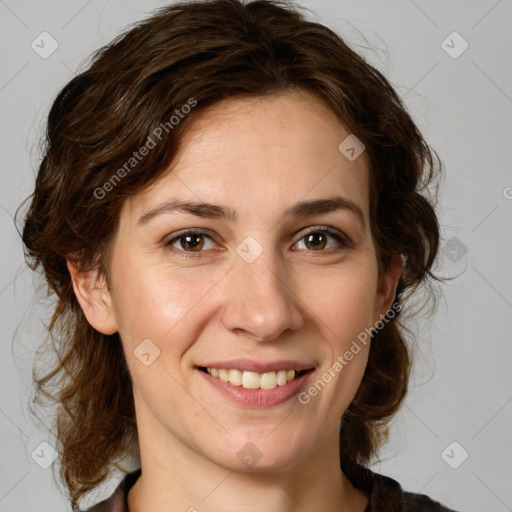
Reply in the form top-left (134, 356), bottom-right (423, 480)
top-left (137, 195), bottom-right (366, 229)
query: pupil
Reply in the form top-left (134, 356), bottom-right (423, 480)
top-left (183, 234), bottom-right (203, 251)
top-left (307, 233), bottom-right (326, 250)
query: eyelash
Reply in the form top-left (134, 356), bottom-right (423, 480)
top-left (164, 226), bottom-right (352, 259)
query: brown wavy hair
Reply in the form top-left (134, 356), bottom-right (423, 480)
top-left (16, 0), bottom-right (442, 508)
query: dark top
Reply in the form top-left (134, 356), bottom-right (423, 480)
top-left (75, 464), bottom-right (460, 512)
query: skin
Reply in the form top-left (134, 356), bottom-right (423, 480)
top-left (68, 88), bottom-right (402, 512)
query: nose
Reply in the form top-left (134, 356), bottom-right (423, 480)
top-left (220, 252), bottom-right (304, 342)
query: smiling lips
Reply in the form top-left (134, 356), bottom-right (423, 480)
top-left (197, 365), bottom-right (314, 408)
top-left (203, 367), bottom-right (304, 390)
top-left (196, 358), bottom-right (315, 392)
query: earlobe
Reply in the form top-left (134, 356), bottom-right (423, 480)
top-left (66, 260), bottom-right (118, 335)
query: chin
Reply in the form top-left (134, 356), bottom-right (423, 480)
top-left (206, 431), bottom-right (310, 474)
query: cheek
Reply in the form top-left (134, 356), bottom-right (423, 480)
top-left (301, 264), bottom-right (378, 346)
top-left (110, 263), bottom-right (226, 401)
top-left (112, 267), bottom-right (212, 415)
top-left (296, 264), bottom-right (377, 411)
top-left (112, 263), bottom-right (211, 344)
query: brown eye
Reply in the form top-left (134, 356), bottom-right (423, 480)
top-left (177, 234), bottom-right (205, 251)
top-left (165, 230), bottom-right (216, 256)
top-left (295, 228), bottom-right (348, 252)
top-left (303, 232), bottom-right (328, 250)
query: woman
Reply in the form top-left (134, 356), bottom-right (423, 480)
top-left (18, 0), bottom-right (459, 510)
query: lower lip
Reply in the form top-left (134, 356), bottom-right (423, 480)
top-left (197, 368), bottom-right (314, 408)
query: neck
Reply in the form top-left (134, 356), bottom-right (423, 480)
top-left (127, 410), bottom-right (368, 512)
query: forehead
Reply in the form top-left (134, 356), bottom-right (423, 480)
top-left (121, 89), bottom-right (370, 227)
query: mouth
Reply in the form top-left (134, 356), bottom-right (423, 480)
top-left (197, 366), bottom-right (312, 389)
top-left (196, 365), bottom-right (315, 408)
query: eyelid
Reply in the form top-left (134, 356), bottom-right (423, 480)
top-left (164, 228), bottom-right (219, 258)
top-left (164, 225), bottom-right (352, 257)
top-left (296, 224), bottom-right (352, 245)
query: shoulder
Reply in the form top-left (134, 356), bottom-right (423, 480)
top-left (72, 468), bottom-right (141, 512)
top-left (348, 463), bottom-right (461, 512)
top-left (373, 472), bottom-right (461, 512)
top-left (403, 490), bottom-right (460, 511)
top-left (73, 490), bottom-right (124, 512)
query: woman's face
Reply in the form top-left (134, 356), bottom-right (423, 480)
top-left (80, 89), bottom-right (400, 473)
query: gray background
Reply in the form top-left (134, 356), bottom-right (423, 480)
top-left (1, 0), bottom-right (511, 511)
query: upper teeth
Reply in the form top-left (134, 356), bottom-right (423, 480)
top-left (206, 368), bottom-right (298, 389)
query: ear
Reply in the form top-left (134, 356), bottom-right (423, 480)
top-left (373, 252), bottom-right (403, 323)
top-left (66, 260), bottom-right (118, 335)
